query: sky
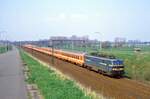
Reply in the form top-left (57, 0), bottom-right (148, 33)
top-left (0, 0), bottom-right (150, 41)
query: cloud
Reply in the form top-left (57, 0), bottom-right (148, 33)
top-left (47, 13), bottom-right (90, 22)
top-left (70, 14), bottom-right (89, 22)
top-left (59, 13), bottom-right (66, 20)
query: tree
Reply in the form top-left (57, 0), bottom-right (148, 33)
top-left (102, 41), bottom-right (111, 48)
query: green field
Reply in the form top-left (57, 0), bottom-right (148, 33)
top-left (58, 46), bottom-right (150, 81)
top-left (0, 46), bottom-right (8, 53)
top-left (20, 50), bottom-right (93, 99)
top-left (0, 46), bottom-right (12, 54)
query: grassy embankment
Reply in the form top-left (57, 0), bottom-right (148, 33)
top-left (60, 46), bottom-right (150, 81)
top-left (0, 46), bottom-right (12, 54)
top-left (20, 50), bottom-right (104, 99)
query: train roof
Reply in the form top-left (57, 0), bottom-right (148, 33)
top-left (59, 49), bottom-right (85, 56)
top-left (61, 49), bottom-right (85, 53)
top-left (85, 55), bottom-right (123, 61)
top-left (43, 47), bottom-right (85, 56)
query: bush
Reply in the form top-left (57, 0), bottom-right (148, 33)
top-left (143, 70), bottom-right (150, 81)
top-left (89, 52), bottom-right (116, 59)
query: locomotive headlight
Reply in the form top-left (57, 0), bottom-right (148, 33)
top-left (119, 68), bottom-right (124, 70)
top-left (112, 68), bottom-right (117, 70)
top-left (112, 68), bottom-right (123, 71)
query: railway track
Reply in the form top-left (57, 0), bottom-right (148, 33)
top-left (23, 48), bottom-right (150, 99)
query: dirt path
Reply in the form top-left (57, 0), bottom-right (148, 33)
top-left (24, 48), bottom-right (150, 99)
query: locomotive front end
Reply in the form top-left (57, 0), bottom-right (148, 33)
top-left (110, 60), bottom-right (124, 77)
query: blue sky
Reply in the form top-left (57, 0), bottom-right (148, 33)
top-left (0, 0), bottom-right (150, 41)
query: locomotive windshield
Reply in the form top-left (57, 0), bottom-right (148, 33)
top-left (112, 60), bottom-right (123, 66)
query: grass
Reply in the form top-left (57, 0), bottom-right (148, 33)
top-left (0, 45), bottom-right (12, 54)
top-left (20, 50), bottom-right (94, 99)
top-left (0, 46), bottom-right (7, 53)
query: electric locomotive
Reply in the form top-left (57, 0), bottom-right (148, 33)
top-left (84, 55), bottom-right (124, 76)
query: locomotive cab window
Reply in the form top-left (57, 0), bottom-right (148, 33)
top-left (113, 60), bottom-right (123, 66)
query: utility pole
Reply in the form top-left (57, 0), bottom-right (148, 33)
top-left (51, 40), bottom-right (54, 65)
top-left (32, 43), bottom-right (33, 56)
top-left (83, 40), bottom-right (86, 53)
top-left (95, 32), bottom-right (103, 52)
top-left (71, 40), bottom-right (74, 51)
top-left (0, 31), bottom-right (2, 47)
top-left (0, 31), bottom-right (8, 51)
